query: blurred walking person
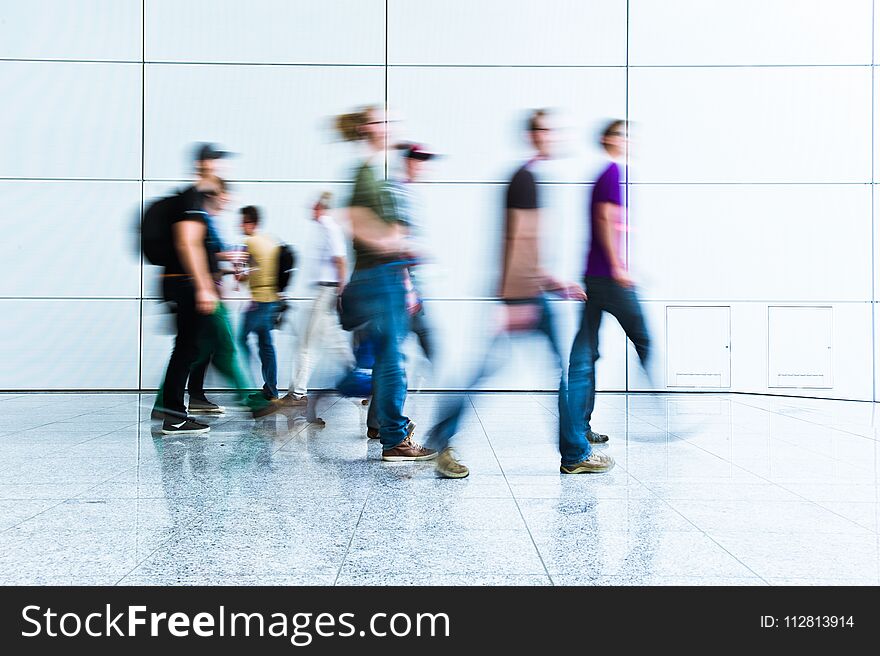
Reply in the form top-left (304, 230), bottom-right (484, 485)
top-left (281, 192), bottom-right (354, 407)
top-left (426, 110), bottom-right (615, 477)
top-left (568, 120), bottom-right (651, 447)
top-left (185, 180), bottom-right (279, 422)
top-left (336, 106), bottom-right (436, 462)
top-left (365, 142), bottom-right (437, 438)
top-left (238, 205), bottom-right (282, 402)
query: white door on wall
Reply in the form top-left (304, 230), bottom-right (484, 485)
top-left (768, 306), bottom-right (833, 388)
top-left (665, 306), bottom-right (731, 388)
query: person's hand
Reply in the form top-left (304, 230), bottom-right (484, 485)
top-left (222, 250), bottom-right (249, 265)
top-left (612, 266), bottom-right (633, 288)
top-left (566, 282), bottom-right (587, 301)
top-left (196, 288), bottom-right (218, 315)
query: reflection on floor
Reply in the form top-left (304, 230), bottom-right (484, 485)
top-left (0, 391), bottom-right (878, 586)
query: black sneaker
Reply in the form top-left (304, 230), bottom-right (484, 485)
top-left (587, 430), bottom-right (609, 444)
top-left (188, 397), bottom-right (225, 414)
top-left (161, 418), bottom-right (210, 435)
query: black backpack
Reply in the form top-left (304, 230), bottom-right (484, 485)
top-left (277, 243), bottom-right (297, 292)
top-left (142, 193), bottom-right (183, 266)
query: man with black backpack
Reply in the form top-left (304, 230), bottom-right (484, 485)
top-left (147, 145), bottom-right (278, 433)
top-left (237, 205), bottom-right (284, 402)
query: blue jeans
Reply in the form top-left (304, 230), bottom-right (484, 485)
top-left (426, 297), bottom-right (591, 466)
top-left (568, 276), bottom-right (651, 437)
top-left (240, 301), bottom-right (279, 399)
top-left (340, 265), bottom-right (411, 449)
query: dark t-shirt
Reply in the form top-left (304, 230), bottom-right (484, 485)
top-left (585, 162), bottom-right (624, 279)
top-left (164, 185), bottom-right (216, 276)
top-left (500, 162), bottom-right (543, 300)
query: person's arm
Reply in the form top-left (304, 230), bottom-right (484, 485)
top-left (595, 201), bottom-right (631, 287)
top-left (347, 206), bottom-right (412, 258)
top-left (333, 256), bottom-right (347, 293)
top-left (173, 220), bottom-right (217, 314)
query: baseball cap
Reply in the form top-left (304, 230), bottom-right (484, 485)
top-left (403, 143), bottom-right (437, 161)
top-left (194, 143), bottom-right (233, 162)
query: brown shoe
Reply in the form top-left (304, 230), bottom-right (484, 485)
top-left (252, 399), bottom-right (281, 419)
top-left (560, 452), bottom-right (615, 474)
top-left (280, 393), bottom-right (308, 407)
top-left (436, 448), bottom-right (469, 479)
top-left (382, 427), bottom-right (436, 462)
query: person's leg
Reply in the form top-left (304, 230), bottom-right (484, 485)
top-left (187, 356), bottom-right (210, 401)
top-left (570, 278), bottom-right (608, 435)
top-left (238, 303), bottom-right (257, 379)
top-left (160, 279), bottom-right (202, 422)
top-left (366, 393), bottom-right (379, 432)
top-left (410, 308), bottom-right (434, 362)
top-left (369, 271), bottom-right (413, 450)
top-left (255, 302), bottom-right (278, 399)
top-left (202, 303), bottom-right (268, 414)
top-left (535, 299), bottom-right (591, 467)
top-left (426, 329), bottom-right (509, 453)
top-left (289, 288), bottom-right (332, 398)
top-left (604, 283), bottom-right (651, 368)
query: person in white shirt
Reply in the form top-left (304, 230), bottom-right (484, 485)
top-left (282, 192), bottom-right (355, 406)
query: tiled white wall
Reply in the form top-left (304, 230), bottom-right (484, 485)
top-left (2, 0), bottom-right (877, 400)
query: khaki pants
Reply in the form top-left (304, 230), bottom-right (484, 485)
top-left (289, 285), bottom-right (355, 397)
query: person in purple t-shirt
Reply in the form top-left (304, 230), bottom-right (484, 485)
top-left (568, 120), bottom-right (651, 445)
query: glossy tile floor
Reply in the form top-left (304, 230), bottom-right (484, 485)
top-left (0, 391), bottom-right (878, 586)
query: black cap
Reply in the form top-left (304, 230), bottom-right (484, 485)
top-left (194, 143), bottom-right (232, 162)
top-left (403, 143), bottom-right (437, 161)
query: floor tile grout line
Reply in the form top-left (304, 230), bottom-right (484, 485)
top-left (640, 412), bottom-right (880, 535)
top-left (619, 444), bottom-right (772, 584)
top-left (112, 504), bottom-right (221, 586)
top-left (633, 410), bottom-right (880, 476)
top-left (467, 394), bottom-right (555, 586)
top-left (332, 488), bottom-right (372, 587)
top-left (726, 395), bottom-right (880, 444)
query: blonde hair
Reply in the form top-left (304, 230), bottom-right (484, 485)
top-left (335, 105), bottom-right (379, 141)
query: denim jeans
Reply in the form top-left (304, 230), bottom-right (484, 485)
top-left (240, 301), bottom-right (279, 399)
top-left (426, 296), bottom-right (591, 466)
top-left (568, 276), bottom-right (651, 437)
top-left (340, 265), bottom-right (411, 449)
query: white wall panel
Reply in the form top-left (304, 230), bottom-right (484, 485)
top-left (2, 181), bottom-right (142, 298)
top-left (768, 306), bottom-right (833, 388)
top-left (0, 0), bottom-right (143, 62)
top-left (628, 184), bottom-right (873, 302)
top-left (144, 64), bottom-right (384, 181)
top-left (629, 67), bottom-right (872, 183)
top-left (388, 67), bottom-right (626, 182)
top-left (0, 62), bottom-right (142, 179)
top-left (389, 0), bottom-right (626, 66)
top-left (666, 306), bottom-right (731, 388)
top-left (730, 303), bottom-right (871, 400)
top-left (0, 300), bottom-right (139, 389)
top-left (145, 0), bottom-right (384, 64)
top-left (630, 0), bottom-right (872, 66)
top-left (629, 302), bottom-right (872, 401)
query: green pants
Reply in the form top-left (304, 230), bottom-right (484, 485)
top-left (154, 303), bottom-right (269, 413)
